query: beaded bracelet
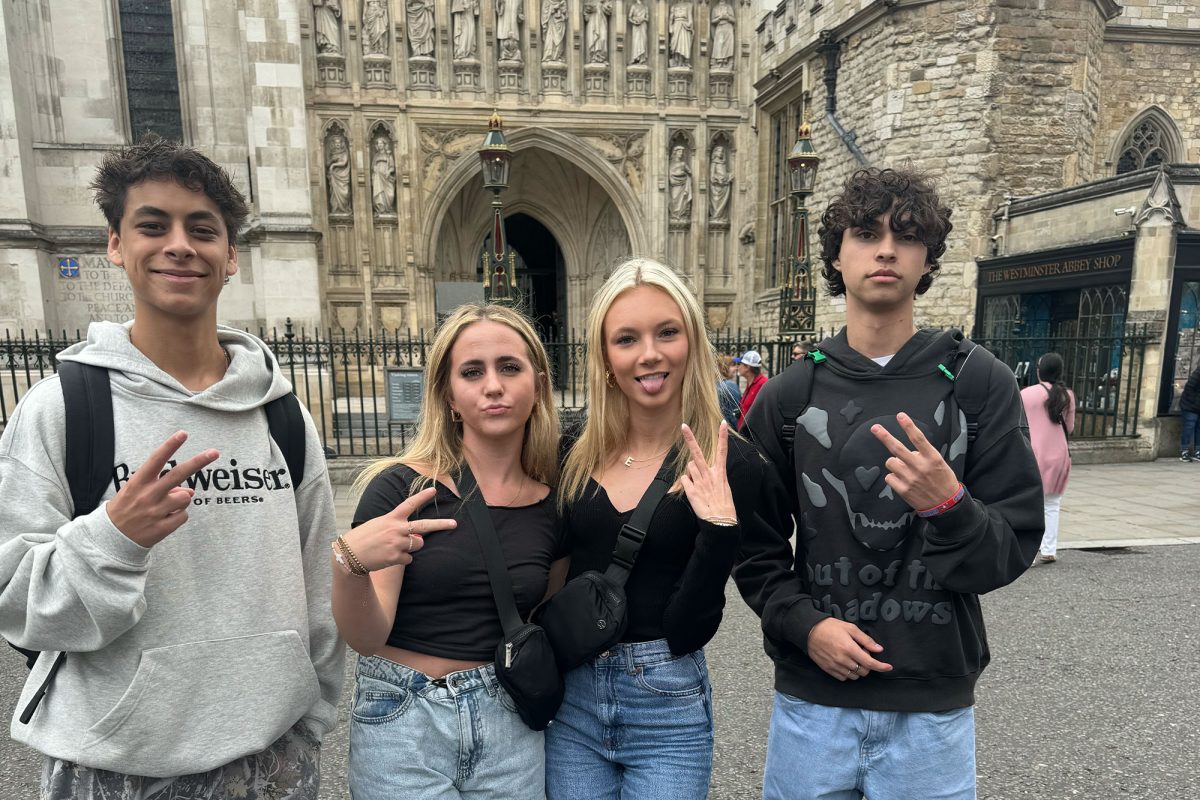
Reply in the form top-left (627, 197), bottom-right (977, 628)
top-left (333, 536), bottom-right (370, 576)
top-left (916, 483), bottom-right (965, 518)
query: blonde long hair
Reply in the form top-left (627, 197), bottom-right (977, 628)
top-left (560, 257), bottom-right (725, 504)
top-left (355, 303), bottom-right (560, 494)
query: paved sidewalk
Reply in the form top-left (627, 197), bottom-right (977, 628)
top-left (332, 458), bottom-right (1200, 548)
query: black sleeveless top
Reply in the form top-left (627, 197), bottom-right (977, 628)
top-left (353, 465), bottom-right (565, 660)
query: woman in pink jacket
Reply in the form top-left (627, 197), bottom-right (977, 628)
top-left (1020, 353), bottom-right (1076, 564)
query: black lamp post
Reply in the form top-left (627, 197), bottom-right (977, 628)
top-left (779, 121), bottom-right (820, 335)
top-left (479, 111), bottom-right (516, 302)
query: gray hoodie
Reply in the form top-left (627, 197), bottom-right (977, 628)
top-left (0, 322), bottom-right (344, 778)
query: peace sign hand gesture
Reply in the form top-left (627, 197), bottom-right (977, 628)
top-left (342, 486), bottom-right (457, 571)
top-left (680, 421), bottom-right (737, 526)
top-left (106, 431), bottom-right (220, 548)
top-left (870, 412), bottom-right (961, 512)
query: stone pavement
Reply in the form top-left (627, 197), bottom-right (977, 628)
top-left (332, 457), bottom-right (1200, 549)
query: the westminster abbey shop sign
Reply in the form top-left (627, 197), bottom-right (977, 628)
top-left (976, 238), bottom-right (1134, 295)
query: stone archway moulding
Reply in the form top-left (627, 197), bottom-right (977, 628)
top-left (420, 127), bottom-right (649, 268)
top-left (1107, 105), bottom-right (1186, 174)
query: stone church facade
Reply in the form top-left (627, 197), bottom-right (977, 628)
top-left (753, 0), bottom-right (1199, 458)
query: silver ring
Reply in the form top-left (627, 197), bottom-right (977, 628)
top-left (407, 533), bottom-right (417, 553)
top-left (847, 663), bottom-right (859, 677)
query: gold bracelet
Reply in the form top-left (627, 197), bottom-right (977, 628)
top-left (335, 536), bottom-right (370, 576)
top-left (702, 516), bottom-right (739, 527)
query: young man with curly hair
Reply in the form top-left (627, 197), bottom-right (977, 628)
top-left (736, 167), bottom-right (1043, 799)
top-left (0, 136), bottom-right (343, 798)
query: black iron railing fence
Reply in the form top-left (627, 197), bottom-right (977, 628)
top-left (1, 323), bottom-right (1154, 455)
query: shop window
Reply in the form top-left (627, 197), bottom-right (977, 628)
top-left (119, 0), bottom-right (184, 142)
top-left (1167, 280), bottom-right (1200, 413)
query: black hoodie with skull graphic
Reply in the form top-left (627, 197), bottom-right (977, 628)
top-left (736, 327), bottom-right (1044, 713)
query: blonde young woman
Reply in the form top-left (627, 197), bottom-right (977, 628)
top-left (545, 258), bottom-right (791, 798)
top-left (331, 304), bottom-right (565, 800)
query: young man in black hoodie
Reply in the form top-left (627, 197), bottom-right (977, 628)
top-left (737, 167), bottom-right (1043, 799)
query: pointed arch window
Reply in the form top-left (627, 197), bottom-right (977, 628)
top-left (1116, 118), bottom-right (1172, 175)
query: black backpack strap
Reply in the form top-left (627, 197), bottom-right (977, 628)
top-left (59, 362), bottom-right (114, 517)
top-left (780, 352), bottom-right (821, 472)
top-left (17, 362), bottom-right (114, 722)
top-left (262, 349), bottom-right (306, 490)
top-left (602, 449), bottom-right (677, 586)
top-left (456, 465), bottom-right (525, 636)
top-left (265, 392), bottom-right (306, 490)
top-left (942, 334), bottom-right (987, 446)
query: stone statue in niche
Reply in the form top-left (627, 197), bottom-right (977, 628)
top-left (495, 0), bottom-right (524, 62)
top-left (371, 134), bottom-right (396, 216)
top-left (668, 2), bottom-right (692, 68)
top-left (362, 0), bottom-right (390, 56)
top-left (452, 0), bottom-right (480, 59)
top-left (541, 0), bottom-right (567, 62)
top-left (709, 144), bottom-right (732, 221)
top-left (407, 0), bottom-right (436, 57)
top-left (585, 0), bottom-right (612, 64)
top-left (326, 131), bottom-right (352, 215)
top-left (668, 144), bottom-right (692, 222)
top-left (313, 0), bottom-right (343, 55)
top-left (710, 0), bottom-right (735, 69)
top-left (628, 0), bottom-right (649, 65)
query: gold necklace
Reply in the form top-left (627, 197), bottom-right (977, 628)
top-left (490, 474), bottom-right (527, 506)
top-left (622, 447), bottom-right (671, 469)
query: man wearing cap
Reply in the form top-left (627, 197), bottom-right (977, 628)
top-left (735, 350), bottom-right (766, 430)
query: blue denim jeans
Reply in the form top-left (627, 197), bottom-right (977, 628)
top-left (1181, 410), bottom-right (1199, 454)
top-left (545, 640), bottom-right (714, 799)
top-left (348, 655), bottom-right (544, 800)
top-left (763, 692), bottom-right (976, 800)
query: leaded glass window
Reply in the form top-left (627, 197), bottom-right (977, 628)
top-left (119, 0), bottom-right (184, 142)
top-left (1116, 119), bottom-right (1170, 175)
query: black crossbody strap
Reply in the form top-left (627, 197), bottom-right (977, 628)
top-left (603, 448), bottom-right (677, 585)
top-left (457, 465), bottom-right (525, 637)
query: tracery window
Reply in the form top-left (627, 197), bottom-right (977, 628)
top-left (119, 0), bottom-right (184, 142)
top-left (1115, 119), bottom-right (1171, 175)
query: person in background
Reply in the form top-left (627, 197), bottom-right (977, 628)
top-left (735, 350), bottom-right (767, 430)
top-left (792, 341), bottom-right (815, 362)
top-left (718, 354), bottom-right (742, 428)
top-left (1178, 363), bottom-right (1200, 462)
top-left (1020, 353), bottom-right (1076, 564)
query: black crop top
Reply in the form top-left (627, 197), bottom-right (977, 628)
top-left (352, 465), bottom-right (565, 661)
top-left (562, 436), bottom-right (791, 655)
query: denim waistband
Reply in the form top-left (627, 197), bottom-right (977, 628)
top-left (593, 638), bottom-right (704, 667)
top-left (357, 654), bottom-right (504, 697)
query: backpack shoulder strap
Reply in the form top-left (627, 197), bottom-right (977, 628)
top-left (261, 350), bottom-right (306, 490)
top-left (944, 335), bottom-right (988, 445)
top-left (58, 361), bottom-right (114, 517)
top-left (779, 352), bottom-right (821, 466)
top-left (265, 392), bottom-right (306, 490)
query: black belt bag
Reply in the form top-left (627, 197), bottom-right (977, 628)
top-left (458, 466), bottom-right (564, 732)
top-left (535, 454), bottom-right (675, 671)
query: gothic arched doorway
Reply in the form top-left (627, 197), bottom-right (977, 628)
top-left (480, 213), bottom-right (567, 341)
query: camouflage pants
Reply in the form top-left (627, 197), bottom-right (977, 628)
top-left (40, 720), bottom-right (321, 800)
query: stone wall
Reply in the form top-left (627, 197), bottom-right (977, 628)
top-left (1096, 40), bottom-right (1200, 171)
top-left (1109, 0), bottom-right (1200, 29)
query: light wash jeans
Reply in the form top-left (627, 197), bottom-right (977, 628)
top-left (1039, 492), bottom-right (1064, 557)
top-left (348, 655), bottom-right (544, 800)
top-left (763, 691), bottom-right (976, 800)
top-left (545, 639), bottom-right (714, 799)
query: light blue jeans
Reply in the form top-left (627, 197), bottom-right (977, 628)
top-left (348, 655), bottom-right (544, 800)
top-left (545, 639), bottom-right (714, 799)
top-left (763, 691), bottom-right (976, 800)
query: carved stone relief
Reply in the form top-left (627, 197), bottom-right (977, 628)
top-left (419, 127), bottom-right (482, 195)
top-left (578, 132), bottom-right (646, 195)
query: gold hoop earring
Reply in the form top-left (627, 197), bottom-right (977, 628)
top-left (605, 370), bottom-right (616, 389)
top-left (450, 409), bottom-right (463, 422)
